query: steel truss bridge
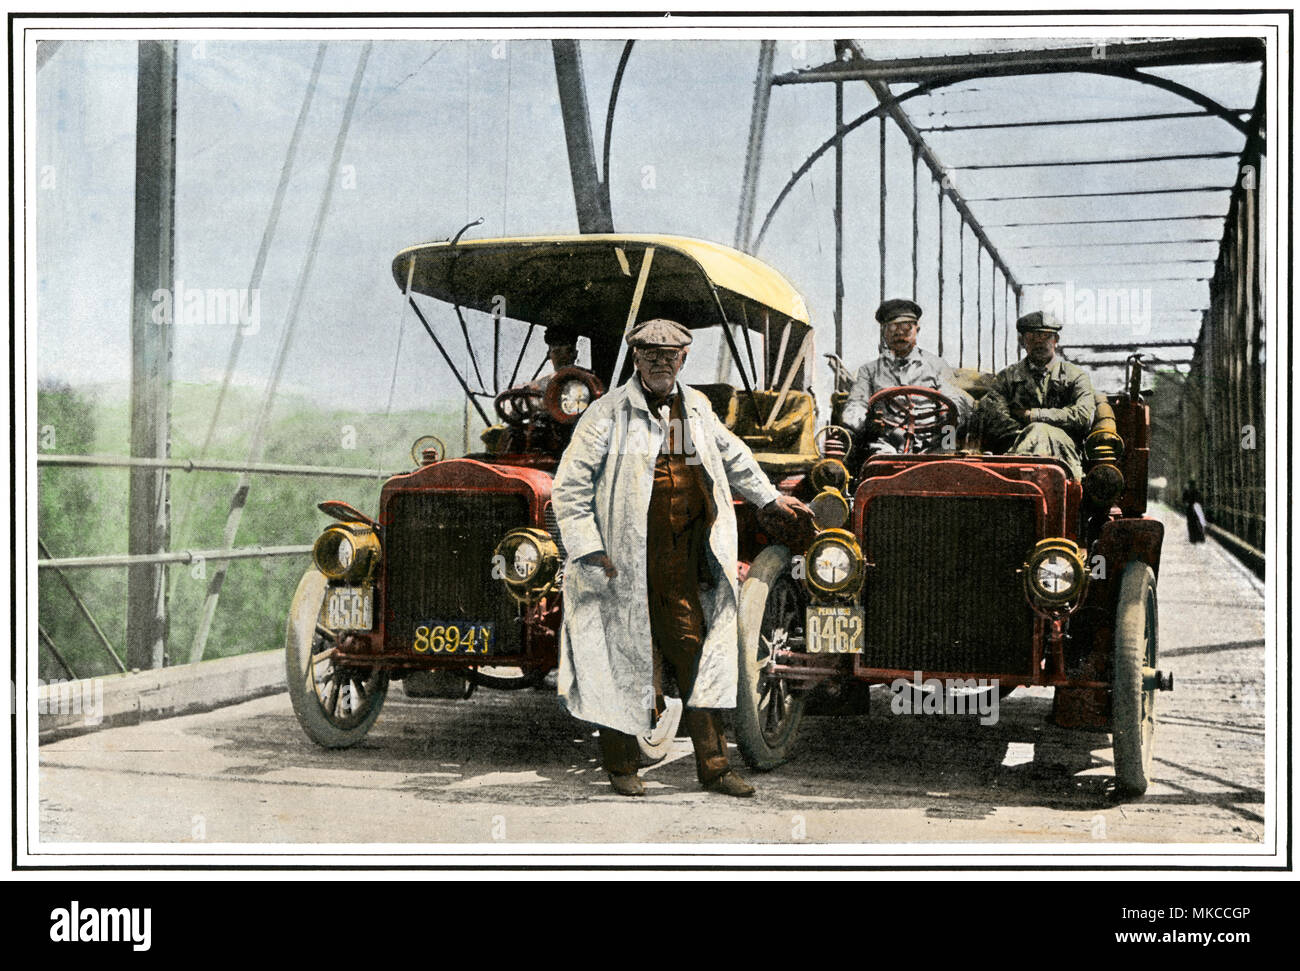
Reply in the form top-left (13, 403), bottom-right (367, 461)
top-left (34, 35), bottom-right (1268, 679)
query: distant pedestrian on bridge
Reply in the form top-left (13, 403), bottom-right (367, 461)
top-left (1182, 477), bottom-right (1207, 544)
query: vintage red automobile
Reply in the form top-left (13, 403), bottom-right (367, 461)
top-left (732, 359), bottom-right (1171, 796)
top-left (284, 234), bottom-right (820, 761)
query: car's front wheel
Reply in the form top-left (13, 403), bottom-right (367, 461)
top-left (285, 570), bottom-right (389, 748)
top-left (1111, 561), bottom-right (1159, 796)
top-left (735, 546), bottom-right (807, 770)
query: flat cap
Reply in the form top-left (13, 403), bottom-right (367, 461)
top-left (1016, 311), bottom-right (1062, 334)
top-left (627, 318), bottom-right (693, 348)
top-left (875, 298), bottom-right (922, 325)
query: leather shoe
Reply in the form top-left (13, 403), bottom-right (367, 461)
top-left (608, 772), bottom-right (646, 797)
top-left (702, 770), bottom-right (755, 798)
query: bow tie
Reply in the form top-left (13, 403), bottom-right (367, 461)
top-left (646, 391), bottom-right (677, 413)
top-left (641, 381), bottom-right (678, 412)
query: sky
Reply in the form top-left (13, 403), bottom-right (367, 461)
top-left (34, 33), bottom-right (1263, 426)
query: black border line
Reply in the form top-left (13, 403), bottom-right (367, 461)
top-left (8, 8), bottom-right (17, 879)
top-left (2, 9), bottom-right (1297, 17)
top-left (1283, 0), bottom-right (1293, 876)
top-left (9, 8), bottom-right (1294, 874)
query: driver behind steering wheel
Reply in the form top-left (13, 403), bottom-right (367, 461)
top-left (488, 327), bottom-right (596, 455)
top-left (523, 326), bottom-right (588, 395)
top-left (840, 298), bottom-right (973, 456)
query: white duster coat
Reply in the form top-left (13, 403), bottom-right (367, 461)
top-left (551, 378), bottom-right (781, 736)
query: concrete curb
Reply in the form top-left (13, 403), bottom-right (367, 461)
top-left (38, 649), bottom-right (286, 741)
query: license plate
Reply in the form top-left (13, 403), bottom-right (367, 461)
top-left (320, 586), bottom-right (373, 630)
top-left (806, 605), bottom-right (864, 654)
top-left (413, 621), bottom-right (496, 656)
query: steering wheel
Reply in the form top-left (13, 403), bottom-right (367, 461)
top-left (494, 386), bottom-right (547, 425)
top-left (865, 385), bottom-right (960, 455)
top-left (544, 367), bottom-right (605, 425)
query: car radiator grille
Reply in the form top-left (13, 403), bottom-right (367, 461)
top-left (544, 501), bottom-right (566, 561)
top-left (862, 494), bottom-right (1037, 675)
top-left (384, 492), bottom-right (530, 655)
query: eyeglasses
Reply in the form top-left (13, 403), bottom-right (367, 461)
top-left (636, 348), bottom-right (683, 363)
top-left (883, 319), bottom-right (918, 331)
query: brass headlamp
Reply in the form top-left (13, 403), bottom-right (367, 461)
top-left (803, 528), bottom-right (866, 601)
top-left (495, 527), bottom-right (561, 603)
top-left (313, 523), bottom-right (381, 582)
top-left (1021, 538), bottom-right (1089, 610)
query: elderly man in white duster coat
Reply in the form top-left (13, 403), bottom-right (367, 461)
top-left (552, 317), bottom-right (812, 797)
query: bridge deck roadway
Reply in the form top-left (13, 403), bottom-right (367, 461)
top-left (37, 504), bottom-right (1268, 851)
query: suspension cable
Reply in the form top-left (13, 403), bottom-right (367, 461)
top-left (188, 43), bottom-right (372, 665)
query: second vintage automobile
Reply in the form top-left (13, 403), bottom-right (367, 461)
top-left (733, 357), bottom-right (1173, 796)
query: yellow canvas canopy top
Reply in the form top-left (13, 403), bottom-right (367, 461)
top-left (391, 234), bottom-right (810, 334)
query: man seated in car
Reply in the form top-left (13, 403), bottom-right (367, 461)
top-left (486, 327), bottom-right (592, 454)
top-left (840, 298), bottom-right (973, 455)
top-left (526, 327), bottom-right (583, 393)
top-left (975, 310), bottom-right (1096, 479)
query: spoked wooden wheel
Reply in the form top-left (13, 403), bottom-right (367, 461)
top-left (1111, 562), bottom-right (1159, 796)
top-left (285, 571), bottom-right (389, 748)
top-left (735, 546), bottom-right (807, 770)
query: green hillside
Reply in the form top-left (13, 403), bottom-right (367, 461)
top-left (36, 381), bottom-right (471, 680)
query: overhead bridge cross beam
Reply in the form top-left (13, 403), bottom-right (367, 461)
top-left (914, 107), bottom-right (1253, 133)
top-left (1007, 239), bottom-right (1222, 250)
top-left (1074, 357), bottom-right (1194, 369)
top-left (775, 37), bottom-right (1265, 86)
top-left (968, 186), bottom-right (1233, 202)
top-left (1069, 340), bottom-right (1199, 351)
top-left (956, 151), bottom-right (1239, 170)
top-left (1025, 279), bottom-right (1211, 287)
top-left (990, 215), bottom-right (1226, 228)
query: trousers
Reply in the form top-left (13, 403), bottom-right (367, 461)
top-left (1008, 421), bottom-right (1085, 480)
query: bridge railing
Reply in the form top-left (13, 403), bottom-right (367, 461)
top-left (1168, 108), bottom-right (1266, 575)
top-left (35, 455), bottom-right (395, 678)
